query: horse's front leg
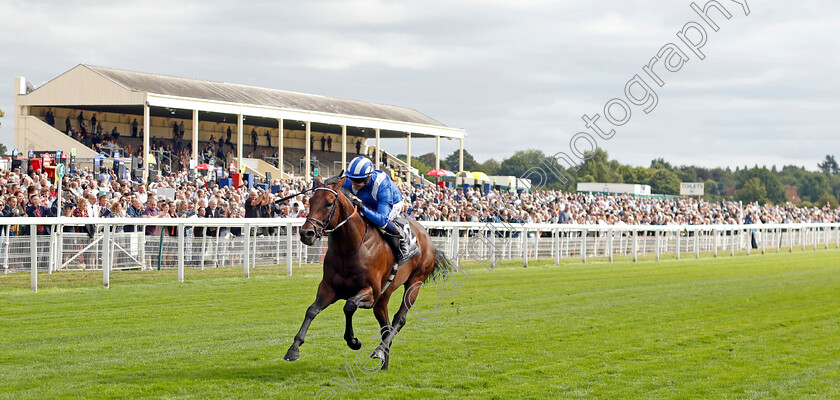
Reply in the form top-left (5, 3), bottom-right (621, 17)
top-left (284, 283), bottom-right (336, 361)
top-left (344, 287), bottom-right (375, 350)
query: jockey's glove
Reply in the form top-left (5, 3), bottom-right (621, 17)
top-left (349, 196), bottom-right (365, 211)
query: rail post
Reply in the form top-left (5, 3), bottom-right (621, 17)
top-left (824, 226), bottom-right (829, 249)
top-left (48, 229), bottom-right (56, 274)
top-left (522, 226), bottom-right (528, 267)
top-left (801, 228), bottom-right (805, 252)
top-left (286, 223), bottom-right (293, 276)
top-left (177, 224), bottom-right (185, 283)
top-left (632, 230), bottom-right (638, 262)
top-left (30, 224), bottom-right (37, 292)
top-left (675, 229), bottom-right (681, 260)
top-left (607, 229), bottom-right (613, 263)
top-left (695, 228), bottom-right (700, 259)
top-left (655, 229), bottom-right (660, 262)
top-left (713, 227), bottom-right (718, 257)
top-left (761, 228), bottom-right (766, 255)
top-left (581, 229), bottom-right (587, 263)
top-left (745, 228), bottom-right (751, 256)
top-left (102, 224), bottom-right (111, 289)
top-left (730, 229), bottom-right (735, 257)
top-left (789, 228), bottom-right (794, 252)
top-left (243, 223), bottom-right (251, 278)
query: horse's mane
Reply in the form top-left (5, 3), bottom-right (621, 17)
top-left (323, 175), bottom-right (343, 186)
top-left (323, 174), bottom-right (355, 203)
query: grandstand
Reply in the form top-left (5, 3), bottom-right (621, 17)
top-left (12, 64), bottom-right (466, 182)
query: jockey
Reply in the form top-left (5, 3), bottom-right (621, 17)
top-left (342, 156), bottom-right (420, 266)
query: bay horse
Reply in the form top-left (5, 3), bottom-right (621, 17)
top-left (284, 175), bottom-right (451, 370)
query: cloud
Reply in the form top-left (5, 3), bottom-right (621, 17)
top-left (1, 0), bottom-right (838, 172)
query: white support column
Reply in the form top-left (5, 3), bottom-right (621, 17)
top-left (237, 113), bottom-right (244, 171)
top-left (305, 121), bottom-right (311, 180)
top-left (143, 101), bottom-right (150, 185)
top-left (435, 136), bottom-right (441, 169)
top-left (192, 109), bottom-right (199, 166)
top-left (278, 119), bottom-right (284, 177)
top-left (406, 132), bottom-right (412, 182)
top-left (341, 125), bottom-right (347, 171)
top-left (375, 128), bottom-right (381, 170)
top-left (459, 138), bottom-right (464, 173)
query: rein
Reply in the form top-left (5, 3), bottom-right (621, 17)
top-left (274, 187), bottom-right (316, 204)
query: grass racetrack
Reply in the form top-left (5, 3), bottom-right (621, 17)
top-left (2, 249), bottom-right (839, 399)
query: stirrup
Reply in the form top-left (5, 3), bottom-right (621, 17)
top-left (397, 246), bottom-right (420, 266)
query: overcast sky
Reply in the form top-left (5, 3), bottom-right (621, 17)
top-left (1, 0), bottom-right (837, 170)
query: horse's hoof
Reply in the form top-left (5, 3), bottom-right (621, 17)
top-left (284, 348), bottom-right (299, 361)
top-left (348, 338), bottom-right (362, 350)
top-left (371, 348), bottom-right (386, 361)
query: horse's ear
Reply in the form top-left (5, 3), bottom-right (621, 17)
top-left (313, 176), bottom-right (324, 188)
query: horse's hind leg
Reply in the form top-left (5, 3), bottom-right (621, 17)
top-left (344, 287), bottom-right (374, 351)
top-left (284, 284), bottom-right (336, 361)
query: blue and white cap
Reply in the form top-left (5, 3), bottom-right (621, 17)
top-left (346, 156), bottom-right (374, 179)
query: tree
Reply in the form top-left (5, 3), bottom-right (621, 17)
top-left (739, 167), bottom-right (785, 204)
top-left (650, 158), bottom-right (673, 171)
top-left (0, 143), bottom-right (6, 155)
top-left (647, 168), bottom-right (680, 195)
top-left (736, 177), bottom-right (768, 204)
top-left (417, 152), bottom-right (448, 171)
top-left (0, 108), bottom-right (4, 128)
top-left (817, 154), bottom-right (839, 175)
top-left (498, 149), bottom-right (568, 189)
top-left (816, 191), bottom-right (838, 208)
top-left (397, 154), bottom-right (433, 177)
top-left (444, 149), bottom-right (480, 172)
top-left (478, 158), bottom-right (501, 176)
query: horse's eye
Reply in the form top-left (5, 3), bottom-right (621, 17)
top-left (325, 202), bottom-right (333, 208)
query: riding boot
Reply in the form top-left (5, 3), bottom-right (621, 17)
top-left (384, 220), bottom-right (420, 266)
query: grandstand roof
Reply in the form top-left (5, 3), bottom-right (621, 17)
top-left (19, 64), bottom-right (464, 139)
top-left (84, 65), bottom-right (446, 127)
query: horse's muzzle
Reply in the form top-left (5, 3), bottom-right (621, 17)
top-left (299, 227), bottom-right (317, 246)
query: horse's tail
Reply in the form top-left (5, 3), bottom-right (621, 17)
top-left (426, 247), bottom-right (454, 283)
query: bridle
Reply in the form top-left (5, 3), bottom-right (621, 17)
top-left (305, 187), bottom-right (358, 240)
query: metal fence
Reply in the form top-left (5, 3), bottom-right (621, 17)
top-left (2, 217), bottom-right (838, 292)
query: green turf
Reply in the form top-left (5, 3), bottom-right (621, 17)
top-left (2, 249), bottom-right (839, 399)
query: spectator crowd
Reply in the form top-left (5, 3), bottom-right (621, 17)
top-left (1, 165), bottom-right (838, 239)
